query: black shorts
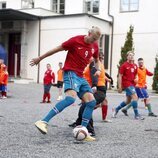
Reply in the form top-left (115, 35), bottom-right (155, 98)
top-left (93, 90), bottom-right (106, 105)
top-left (57, 81), bottom-right (63, 88)
top-left (97, 86), bottom-right (107, 95)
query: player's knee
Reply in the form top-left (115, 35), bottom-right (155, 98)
top-left (86, 100), bottom-right (96, 108)
top-left (65, 96), bottom-right (75, 105)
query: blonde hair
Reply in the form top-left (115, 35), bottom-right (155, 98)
top-left (89, 26), bottom-right (101, 37)
top-left (127, 50), bottom-right (135, 56)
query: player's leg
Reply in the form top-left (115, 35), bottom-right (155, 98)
top-left (35, 71), bottom-right (77, 134)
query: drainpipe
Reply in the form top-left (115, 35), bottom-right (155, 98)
top-left (37, 19), bottom-right (41, 83)
top-left (108, 0), bottom-right (114, 77)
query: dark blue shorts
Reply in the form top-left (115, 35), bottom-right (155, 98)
top-left (135, 87), bottom-right (149, 99)
top-left (44, 84), bottom-right (52, 93)
top-left (0, 84), bottom-right (7, 92)
top-left (64, 71), bottom-right (93, 98)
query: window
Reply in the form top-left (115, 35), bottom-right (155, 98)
top-left (120, 0), bottom-right (139, 12)
top-left (21, 0), bottom-right (34, 9)
top-left (0, 2), bottom-right (6, 9)
top-left (52, 0), bottom-right (65, 14)
top-left (85, 0), bottom-right (99, 14)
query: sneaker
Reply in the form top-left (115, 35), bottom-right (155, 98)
top-left (84, 135), bottom-right (96, 141)
top-left (121, 109), bottom-right (128, 116)
top-left (112, 108), bottom-right (118, 118)
top-left (148, 112), bottom-right (157, 117)
top-left (57, 96), bottom-right (61, 101)
top-left (40, 101), bottom-right (46, 103)
top-left (135, 115), bottom-right (145, 120)
top-left (2, 96), bottom-right (7, 99)
top-left (89, 131), bottom-right (96, 136)
top-left (68, 122), bottom-right (77, 128)
top-left (35, 120), bottom-right (48, 134)
top-left (47, 101), bottom-right (51, 103)
top-left (102, 119), bottom-right (112, 123)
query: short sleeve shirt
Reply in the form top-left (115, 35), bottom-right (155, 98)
top-left (119, 61), bottom-right (137, 89)
top-left (62, 35), bottom-right (99, 77)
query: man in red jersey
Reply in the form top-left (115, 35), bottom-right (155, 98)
top-left (112, 51), bottom-right (144, 120)
top-left (30, 26), bottom-right (101, 141)
top-left (41, 63), bottom-right (55, 103)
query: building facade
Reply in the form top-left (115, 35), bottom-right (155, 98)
top-left (0, 0), bottom-right (157, 89)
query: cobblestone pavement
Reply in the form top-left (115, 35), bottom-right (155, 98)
top-left (0, 83), bottom-right (158, 158)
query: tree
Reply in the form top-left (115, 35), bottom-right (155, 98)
top-left (152, 54), bottom-right (158, 93)
top-left (117, 25), bottom-right (134, 88)
top-left (118, 25), bottom-right (134, 67)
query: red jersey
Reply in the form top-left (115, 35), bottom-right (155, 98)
top-left (43, 69), bottom-right (55, 85)
top-left (62, 35), bottom-right (99, 77)
top-left (0, 71), bottom-right (8, 85)
top-left (119, 61), bottom-right (137, 89)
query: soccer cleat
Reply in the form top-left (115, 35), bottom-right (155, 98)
top-left (112, 108), bottom-right (118, 118)
top-left (148, 112), bottom-right (157, 117)
top-left (89, 131), bottom-right (96, 136)
top-left (35, 120), bottom-right (48, 134)
top-left (57, 96), bottom-right (61, 101)
top-left (102, 119), bottom-right (112, 123)
top-left (68, 122), bottom-right (77, 128)
top-left (84, 135), bottom-right (96, 141)
top-left (47, 101), bottom-right (51, 103)
top-left (121, 109), bottom-right (128, 116)
top-left (2, 96), bottom-right (7, 99)
top-left (40, 101), bottom-right (46, 103)
top-left (145, 106), bottom-right (148, 110)
top-left (135, 115), bottom-right (145, 120)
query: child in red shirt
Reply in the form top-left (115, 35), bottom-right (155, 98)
top-left (41, 63), bottom-right (55, 103)
top-left (0, 64), bottom-right (8, 98)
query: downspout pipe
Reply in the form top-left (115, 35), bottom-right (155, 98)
top-left (108, 0), bottom-right (114, 77)
top-left (37, 18), bottom-right (41, 83)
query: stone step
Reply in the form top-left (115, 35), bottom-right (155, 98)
top-left (9, 78), bottom-right (34, 84)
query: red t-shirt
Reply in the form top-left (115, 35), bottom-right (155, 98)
top-left (119, 61), bottom-right (137, 89)
top-left (62, 35), bottom-right (99, 77)
top-left (44, 69), bottom-right (55, 85)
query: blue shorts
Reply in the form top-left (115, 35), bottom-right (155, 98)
top-left (125, 86), bottom-right (136, 96)
top-left (64, 71), bottom-right (93, 98)
top-left (135, 87), bottom-right (149, 99)
top-left (0, 85), bottom-right (7, 92)
top-left (44, 84), bottom-right (51, 93)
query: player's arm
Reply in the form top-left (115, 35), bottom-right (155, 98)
top-left (93, 57), bottom-right (101, 76)
top-left (30, 45), bottom-right (64, 66)
top-left (118, 73), bottom-right (123, 93)
top-left (146, 69), bottom-right (153, 76)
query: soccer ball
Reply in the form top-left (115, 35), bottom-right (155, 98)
top-left (73, 125), bottom-right (88, 141)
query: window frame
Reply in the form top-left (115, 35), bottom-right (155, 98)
top-left (120, 0), bottom-right (139, 13)
top-left (52, 0), bottom-right (65, 14)
top-left (21, 0), bottom-right (34, 9)
top-left (85, 0), bottom-right (100, 15)
top-left (99, 34), bottom-right (109, 69)
top-left (0, 1), bottom-right (6, 9)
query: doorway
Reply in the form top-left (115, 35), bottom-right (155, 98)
top-left (8, 33), bottom-right (21, 77)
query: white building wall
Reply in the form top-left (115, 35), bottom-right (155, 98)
top-left (110, 0), bottom-right (158, 89)
top-left (94, 0), bottom-right (111, 21)
top-left (26, 21), bottom-right (39, 82)
top-left (34, 0), bottom-right (51, 10)
top-left (0, 0), bottom-right (21, 9)
top-left (65, 0), bottom-right (84, 14)
top-left (34, 16), bottom-right (110, 83)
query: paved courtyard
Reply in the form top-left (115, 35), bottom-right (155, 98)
top-left (0, 83), bottom-right (158, 158)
